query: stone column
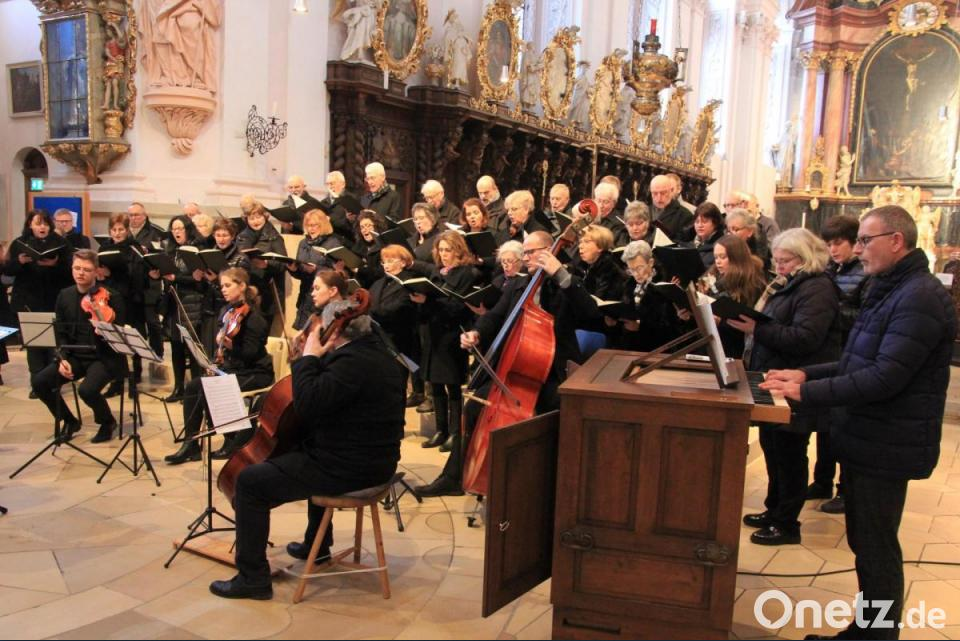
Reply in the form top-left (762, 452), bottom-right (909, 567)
top-left (797, 50), bottom-right (825, 190)
top-left (822, 51), bottom-right (849, 193)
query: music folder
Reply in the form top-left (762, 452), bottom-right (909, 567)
top-left (652, 246), bottom-right (706, 286)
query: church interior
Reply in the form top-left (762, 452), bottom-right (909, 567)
top-left (0, 0), bottom-right (960, 638)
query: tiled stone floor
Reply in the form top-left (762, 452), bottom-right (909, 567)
top-left (0, 350), bottom-right (957, 640)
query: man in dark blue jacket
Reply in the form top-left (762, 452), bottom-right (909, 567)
top-left (763, 206), bottom-right (957, 640)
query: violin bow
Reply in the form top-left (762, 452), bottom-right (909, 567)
top-left (269, 280), bottom-right (296, 354)
top-left (168, 284), bottom-right (206, 356)
top-left (460, 325), bottom-right (521, 408)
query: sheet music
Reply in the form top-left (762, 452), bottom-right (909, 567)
top-left (201, 374), bottom-right (252, 433)
top-left (17, 311), bottom-right (57, 348)
top-left (177, 324), bottom-right (224, 375)
top-left (119, 324), bottom-right (163, 362)
top-left (0, 326), bottom-right (19, 342)
top-left (652, 226), bottom-right (673, 248)
top-left (291, 194), bottom-right (307, 209)
top-left (92, 321), bottom-right (136, 355)
top-left (692, 295), bottom-right (734, 386)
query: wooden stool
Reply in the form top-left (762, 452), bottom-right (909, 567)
top-left (290, 472), bottom-right (404, 603)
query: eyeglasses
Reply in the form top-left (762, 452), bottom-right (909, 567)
top-left (500, 257), bottom-right (520, 265)
top-left (772, 254), bottom-right (800, 267)
top-left (522, 246), bottom-right (550, 257)
top-left (855, 231), bottom-right (897, 247)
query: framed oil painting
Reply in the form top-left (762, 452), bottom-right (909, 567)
top-left (477, 0), bottom-right (520, 103)
top-left (851, 29), bottom-right (960, 186)
top-left (8, 61), bottom-right (43, 117)
top-left (371, 0), bottom-right (430, 81)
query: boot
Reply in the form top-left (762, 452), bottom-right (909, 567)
top-left (90, 421), bottom-right (116, 443)
top-left (164, 385), bottom-right (184, 403)
top-left (211, 433), bottom-right (240, 460)
top-left (439, 400), bottom-right (461, 453)
top-left (423, 391), bottom-right (448, 448)
top-left (164, 440), bottom-right (201, 465)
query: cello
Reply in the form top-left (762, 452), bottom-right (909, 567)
top-left (217, 289), bottom-right (370, 502)
top-left (461, 200), bottom-right (597, 496)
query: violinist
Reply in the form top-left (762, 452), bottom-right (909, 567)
top-left (165, 268), bottom-right (274, 465)
top-left (415, 231), bottom-right (600, 498)
top-left (287, 270), bottom-right (346, 361)
top-left (209, 300), bottom-right (405, 600)
top-left (201, 218), bottom-right (251, 356)
top-left (30, 250), bottom-right (125, 443)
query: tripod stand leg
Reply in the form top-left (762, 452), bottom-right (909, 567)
top-left (96, 435), bottom-right (135, 483)
top-left (0, 505), bottom-right (7, 514)
top-left (9, 440), bottom-right (60, 479)
top-left (133, 434), bottom-right (161, 487)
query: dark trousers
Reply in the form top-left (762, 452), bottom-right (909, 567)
top-left (170, 338), bottom-right (201, 390)
top-left (813, 431), bottom-right (844, 494)
top-left (233, 455), bottom-right (387, 585)
top-left (430, 383), bottom-right (462, 437)
top-left (843, 467), bottom-right (908, 639)
top-left (26, 347), bottom-right (56, 378)
top-left (181, 370), bottom-right (274, 439)
top-left (32, 357), bottom-right (122, 426)
top-left (759, 427), bottom-right (810, 531)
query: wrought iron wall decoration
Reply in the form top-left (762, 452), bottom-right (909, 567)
top-left (245, 105), bottom-right (287, 156)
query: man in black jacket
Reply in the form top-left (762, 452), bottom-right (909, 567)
top-left (476, 175), bottom-right (506, 229)
top-left (764, 206), bottom-right (957, 640)
top-left (421, 179), bottom-right (461, 226)
top-left (650, 174), bottom-right (693, 242)
top-left (127, 202), bottom-right (166, 369)
top-left (319, 170), bottom-right (359, 242)
top-left (31, 250), bottom-right (126, 443)
top-left (415, 231), bottom-right (601, 497)
top-left (209, 301), bottom-right (405, 600)
top-left (360, 162), bottom-right (402, 222)
top-left (52, 209), bottom-right (90, 249)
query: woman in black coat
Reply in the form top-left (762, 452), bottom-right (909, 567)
top-left (612, 241), bottom-right (680, 352)
top-left (685, 202), bottom-right (725, 269)
top-left (201, 218), bottom-right (251, 356)
top-left (368, 243), bottom-right (420, 401)
top-left (408, 203), bottom-right (441, 264)
top-left (288, 210), bottom-right (347, 330)
top-left (236, 204), bottom-right (287, 328)
top-left (4, 210), bottom-right (73, 378)
top-left (151, 215), bottom-right (206, 401)
top-left (352, 210), bottom-right (386, 288)
top-left (729, 229), bottom-right (840, 546)
top-left (410, 231), bottom-right (479, 451)
top-left (165, 267), bottom-right (275, 464)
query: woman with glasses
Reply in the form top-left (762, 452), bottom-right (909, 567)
top-left (288, 210), bottom-right (347, 330)
top-left (409, 203), bottom-right (442, 264)
top-left (574, 225), bottom-right (626, 302)
top-left (369, 244), bottom-right (422, 406)
top-left (623, 201), bottom-right (656, 247)
top-left (729, 228), bottom-right (840, 547)
top-left (686, 202), bottom-right (725, 268)
top-left (410, 231), bottom-right (479, 451)
top-left (613, 241), bottom-right (678, 351)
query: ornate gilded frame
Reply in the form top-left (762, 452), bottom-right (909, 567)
top-left (691, 99), bottom-right (722, 167)
top-left (476, 0), bottom-right (521, 103)
top-left (660, 86), bottom-right (689, 157)
top-left (588, 50), bottom-right (624, 137)
top-left (540, 27), bottom-right (579, 122)
top-left (371, 0), bottom-right (430, 81)
top-left (888, 0), bottom-right (947, 36)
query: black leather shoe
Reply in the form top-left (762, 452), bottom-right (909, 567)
top-left (29, 389), bottom-right (38, 399)
top-left (820, 495), bottom-right (845, 514)
top-left (164, 442), bottom-right (201, 465)
top-left (438, 433), bottom-right (455, 453)
top-left (750, 525), bottom-right (801, 546)
top-left (90, 422), bottom-right (116, 444)
top-left (103, 383), bottom-right (122, 399)
top-left (421, 431), bottom-right (448, 449)
top-left (164, 388), bottom-right (184, 403)
top-left (405, 392), bottom-right (425, 408)
top-left (62, 419), bottom-right (82, 440)
top-left (742, 511), bottom-right (771, 528)
top-left (209, 575), bottom-right (272, 600)
top-left (416, 397), bottom-right (434, 413)
top-left (286, 541), bottom-right (331, 562)
top-left (415, 475), bottom-right (464, 498)
top-left (806, 482), bottom-right (832, 500)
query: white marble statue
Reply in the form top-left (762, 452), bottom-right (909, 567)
top-left (918, 205), bottom-right (942, 272)
top-left (442, 10), bottom-right (472, 91)
top-left (520, 42), bottom-right (542, 111)
top-left (835, 145), bottom-right (855, 197)
top-left (771, 117), bottom-right (798, 190)
top-left (567, 61), bottom-right (591, 130)
top-left (340, 0), bottom-right (379, 62)
top-left (953, 149), bottom-right (960, 196)
top-left (140, 0), bottom-right (223, 92)
top-left (614, 84), bottom-right (636, 143)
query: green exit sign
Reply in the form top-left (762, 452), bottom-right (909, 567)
top-left (29, 178), bottom-right (44, 192)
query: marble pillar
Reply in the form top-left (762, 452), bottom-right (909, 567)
top-left (822, 51), bottom-right (849, 193)
top-left (797, 51), bottom-right (825, 191)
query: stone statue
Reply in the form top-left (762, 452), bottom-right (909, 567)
top-left (340, 0), bottom-right (379, 62)
top-left (442, 9), bottom-right (472, 91)
top-left (567, 60), bottom-right (591, 130)
top-left (835, 145), bottom-right (855, 197)
top-left (519, 42), bottom-right (542, 111)
top-left (917, 205), bottom-right (942, 271)
top-left (771, 117), bottom-right (797, 190)
top-left (101, 20), bottom-right (127, 111)
top-left (140, 0), bottom-right (223, 92)
top-left (953, 149), bottom-right (960, 196)
top-left (614, 84), bottom-right (636, 143)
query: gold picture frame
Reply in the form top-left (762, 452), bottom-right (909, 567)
top-left (691, 99), bottom-right (721, 166)
top-left (540, 26), bottom-right (579, 122)
top-left (476, 0), bottom-right (521, 103)
top-left (660, 85), bottom-right (689, 157)
top-left (371, 0), bottom-right (430, 81)
top-left (588, 50), bottom-right (625, 137)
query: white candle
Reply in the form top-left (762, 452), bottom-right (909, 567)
top-left (500, 65), bottom-right (509, 84)
top-left (801, 211), bottom-right (807, 229)
top-left (383, 68), bottom-right (389, 89)
top-left (271, 101), bottom-right (278, 116)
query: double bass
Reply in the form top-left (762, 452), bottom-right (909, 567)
top-left (461, 200), bottom-right (597, 496)
top-left (217, 289), bottom-right (370, 502)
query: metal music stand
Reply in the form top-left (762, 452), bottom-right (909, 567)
top-left (92, 322), bottom-right (162, 486)
top-left (9, 335), bottom-right (109, 479)
top-left (16, 312), bottom-right (83, 426)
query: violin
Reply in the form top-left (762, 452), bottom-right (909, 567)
top-left (80, 286), bottom-right (117, 325)
top-left (217, 288), bottom-right (370, 502)
top-left (461, 199), bottom-right (597, 497)
top-left (214, 302), bottom-right (250, 365)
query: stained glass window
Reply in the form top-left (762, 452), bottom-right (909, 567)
top-left (45, 17), bottom-right (89, 139)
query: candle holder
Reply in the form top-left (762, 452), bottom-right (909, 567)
top-left (623, 22), bottom-right (686, 118)
top-left (245, 105), bottom-right (288, 157)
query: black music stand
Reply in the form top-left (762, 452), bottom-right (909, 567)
top-left (94, 322), bottom-right (162, 486)
top-left (9, 341), bottom-right (109, 479)
top-left (18, 312), bottom-right (82, 423)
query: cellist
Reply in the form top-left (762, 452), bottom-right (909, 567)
top-left (415, 230), bottom-right (601, 498)
top-left (165, 268), bottom-right (274, 465)
top-left (208, 300), bottom-right (405, 601)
